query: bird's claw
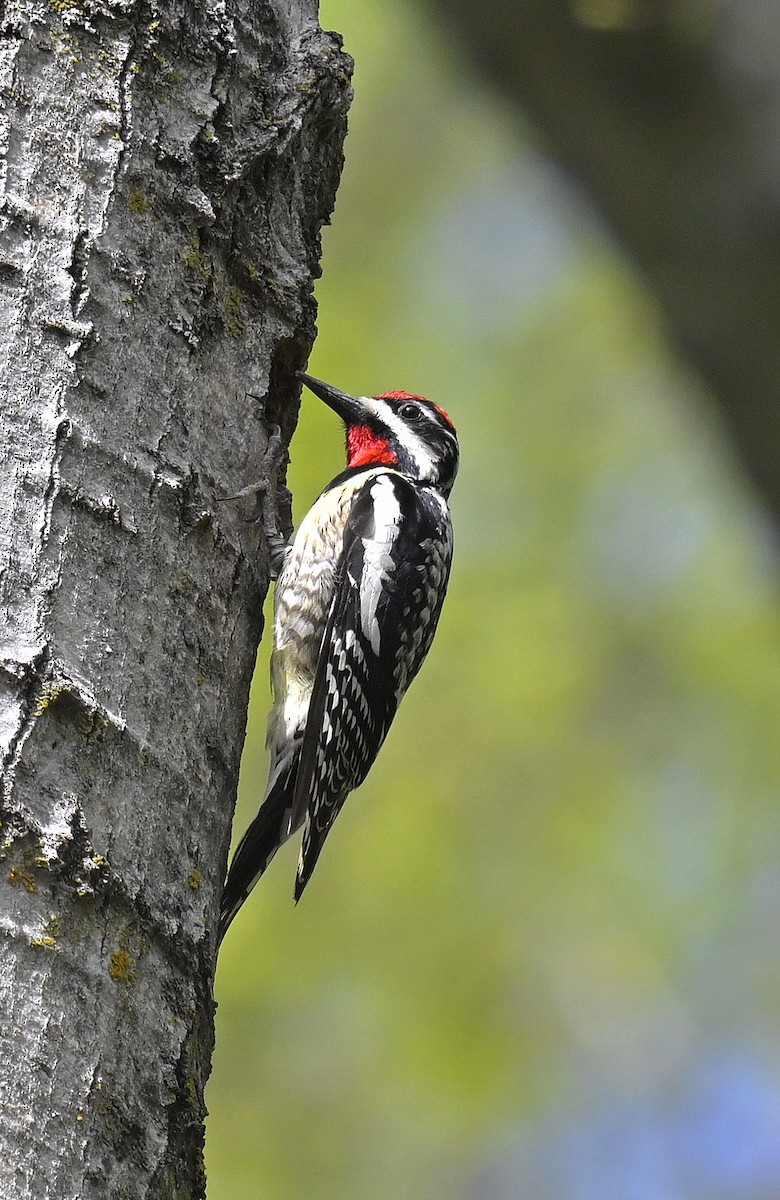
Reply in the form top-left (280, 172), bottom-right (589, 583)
top-left (219, 424), bottom-right (290, 577)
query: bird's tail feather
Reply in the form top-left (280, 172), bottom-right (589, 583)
top-left (218, 759), bottom-right (298, 945)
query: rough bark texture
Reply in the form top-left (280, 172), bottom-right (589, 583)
top-left (0, 1), bottom-right (350, 1196)
top-left (434, 0), bottom-right (780, 520)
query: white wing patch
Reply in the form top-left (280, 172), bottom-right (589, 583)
top-left (359, 476), bottom-right (402, 655)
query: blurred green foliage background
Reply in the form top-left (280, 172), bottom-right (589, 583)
top-left (207, 3), bottom-right (780, 1196)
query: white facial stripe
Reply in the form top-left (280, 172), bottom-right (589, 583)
top-left (358, 395), bottom-right (438, 480)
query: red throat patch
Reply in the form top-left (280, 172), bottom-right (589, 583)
top-left (346, 425), bottom-right (399, 468)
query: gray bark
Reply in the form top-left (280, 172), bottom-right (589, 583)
top-left (0, 1), bottom-right (350, 1196)
top-left (433, 0), bottom-right (780, 521)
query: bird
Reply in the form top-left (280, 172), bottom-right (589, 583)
top-left (218, 372), bottom-right (459, 942)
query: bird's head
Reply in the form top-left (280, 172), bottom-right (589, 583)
top-left (298, 373), bottom-right (459, 498)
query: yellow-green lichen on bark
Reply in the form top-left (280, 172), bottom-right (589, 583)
top-left (8, 866), bottom-right (37, 893)
top-left (127, 189), bottom-right (151, 215)
top-left (225, 288), bottom-right (247, 338)
top-left (108, 949), bottom-right (136, 983)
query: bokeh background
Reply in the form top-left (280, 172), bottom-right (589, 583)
top-left (208, 3), bottom-right (780, 1196)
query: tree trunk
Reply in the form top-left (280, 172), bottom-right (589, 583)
top-left (0, 2), bottom-right (350, 1196)
top-left (432, 0), bottom-right (780, 521)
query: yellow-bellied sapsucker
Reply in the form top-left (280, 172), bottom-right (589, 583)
top-left (218, 373), bottom-right (459, 941)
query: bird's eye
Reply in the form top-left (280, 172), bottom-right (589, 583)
top-left (399, 403), bottom-right (422, 422)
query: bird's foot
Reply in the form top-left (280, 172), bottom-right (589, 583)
top-left (219, 424), bottom-right (289, 577)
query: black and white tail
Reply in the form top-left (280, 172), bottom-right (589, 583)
top-left (218, 759), bottom-right (299, 944)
